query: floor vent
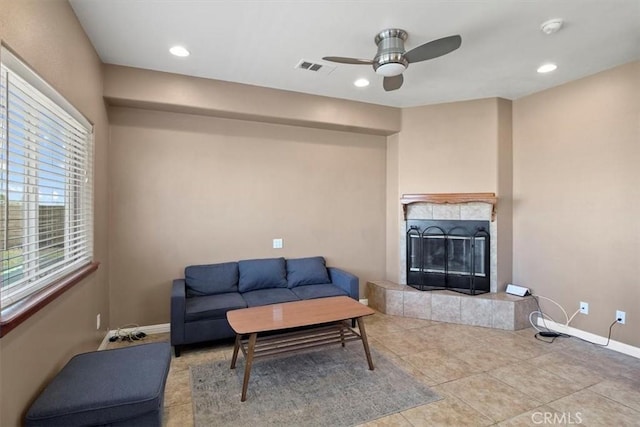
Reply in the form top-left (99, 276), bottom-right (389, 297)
top-left (294, 59), bottom-right (335, 75)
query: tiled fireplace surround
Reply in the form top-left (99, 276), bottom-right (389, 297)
top-left (368, 196), bottom-right (537, 330)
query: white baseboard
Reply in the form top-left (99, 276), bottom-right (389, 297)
top-left (359, 298), bottom-right (369, 306)
top-left (537, 318), bottom-right (640, 359)
top-left (97, 323), bottom-right (170, 351)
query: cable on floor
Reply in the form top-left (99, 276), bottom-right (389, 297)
top-left (529, 293), bottom-right (569, 342)
top-left (574, 319), bottom-right (619, 348)
top-left (108, 324), bottom-right (147, 342)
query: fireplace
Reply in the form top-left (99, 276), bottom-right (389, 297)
top-left (406, 219), bottom-right (490, 295)
top-left (400, 193), bottom-right (498, 293)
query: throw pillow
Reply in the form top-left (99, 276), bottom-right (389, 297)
top-left (238, 257), bottom-right (288, 292)
top-left (185, 262), bottom-right (239, 297)
top-left (286, 256), bottom-right (331, 288)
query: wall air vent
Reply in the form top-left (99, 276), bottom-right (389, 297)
top-left (294, 59), bottom-right (335, 75)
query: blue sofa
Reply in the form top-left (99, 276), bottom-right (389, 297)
top-left (170, 256), bottom-right (359, 356)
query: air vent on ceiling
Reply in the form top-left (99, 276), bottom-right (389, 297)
top-left (294, 59), bottom-right (335, 75)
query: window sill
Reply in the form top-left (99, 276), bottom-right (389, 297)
top-left (0, 261), bottom-right (100, 338)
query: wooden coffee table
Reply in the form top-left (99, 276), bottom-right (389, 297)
top-left (227, 296), bottom-right (375, 401)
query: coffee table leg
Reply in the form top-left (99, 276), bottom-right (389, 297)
top-left (356, 317), bottom-right (374, 370)
top-left (230, 334), bottom-right (241, 369)
top-left (241, 332), bottom-right (258, 402)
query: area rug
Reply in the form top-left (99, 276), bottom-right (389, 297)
top-left (190, 344), bottom-right (440, 426)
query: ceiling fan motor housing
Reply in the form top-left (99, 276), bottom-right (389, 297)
top-left (373, 29), bottom-right (408, 76)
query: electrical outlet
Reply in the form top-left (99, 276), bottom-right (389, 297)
top-left (616, 310), bottom-right (626, 324)
top-left (96, 313), bottom-right (101, 330)
top-left (272, 238), bottom-right (283, 249)
top-left (579, 302), bottom-right (589, 315)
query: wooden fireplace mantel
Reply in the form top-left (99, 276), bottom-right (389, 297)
top-left (400, 193), bottom-right (497, 221)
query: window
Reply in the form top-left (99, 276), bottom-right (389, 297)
top-left (0, 47), bottom-right (93, 309)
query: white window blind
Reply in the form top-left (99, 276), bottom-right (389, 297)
top-left (0, 48), bottom-right (93, 308)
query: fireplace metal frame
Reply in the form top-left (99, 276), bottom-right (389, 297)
top-left (406, 220), bottom-right (490, 295)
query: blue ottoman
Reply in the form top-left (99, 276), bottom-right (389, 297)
top-left (25, 342), bottom-right (171, 427)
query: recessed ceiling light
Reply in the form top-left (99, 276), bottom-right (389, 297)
top-left (537, 63), bottom-right (557, 73)
top-left (354, 78), bottom-right (370, 87)
top-left (169, 46), bottom-right (190, 57)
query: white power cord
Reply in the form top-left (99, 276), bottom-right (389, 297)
top-left (109, 324), bottom-right (146, 342)
top-left (529, 293), bottom-right (580, 332)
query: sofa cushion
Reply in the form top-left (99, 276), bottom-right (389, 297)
top-left (242, 288), bottom-right (299, 307)
top-left (185, 292), bottom-right (247, 322)
top-left (290, 284), bottom-right (349, 300)
top-left (286, 256), bottom-right (331, 288)
top-left (238, 257), bottom-right (287, 292)
top-left (185, 262), bottom-right (238, 297)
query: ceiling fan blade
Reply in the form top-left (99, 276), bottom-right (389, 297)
top-left (383, 74), bottom-right (403, 91)
top-left (322, 56), bottom-right (373, 65)
top-left (404, 35), bottom-right (462, 63)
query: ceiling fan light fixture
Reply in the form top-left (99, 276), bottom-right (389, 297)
top-left (323, 29), bottom-right (461, 91)
top-left (375, 62), bottom-right (406, 77)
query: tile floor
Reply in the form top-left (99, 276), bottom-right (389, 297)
top-left (106, 312), bottom-right (640, 426)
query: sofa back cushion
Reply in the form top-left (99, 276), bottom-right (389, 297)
top-left (185, 262), bottom-right (239, 297)
top-left (286, 256), bottom-right (331, 288)
top-left (238, 257), bottom-right (288, 293)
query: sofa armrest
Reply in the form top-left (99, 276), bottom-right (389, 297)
top-left (170, 279), bottom-right (187, 346)
top-left (328, 267), bottom-right (359, 300)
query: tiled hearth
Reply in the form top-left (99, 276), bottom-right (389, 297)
top-left (367, 280), bottom-right (537, 330)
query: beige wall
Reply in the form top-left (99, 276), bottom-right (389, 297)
top-left (385, 133), bottom-right (400, 280)
top-left (103, 64), bottom-right (401, 136)
top-left (513, 61), bottom-right (640, 347)
top-left (387, 98), bottom-right (511, 284)
top-left (108, 107), bottom-right (387, 326)
top-left (496, 98), bottom-right (514, 292)
top-left (398, 98), bottom-right (500, 194)
top-left (0, 1), bottom-right (109, 425)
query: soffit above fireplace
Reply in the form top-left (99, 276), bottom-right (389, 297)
top-left (401, 193), bottom-right (497, 221)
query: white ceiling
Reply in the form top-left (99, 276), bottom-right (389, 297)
top-left (69, 0), bottom-right (640, 108)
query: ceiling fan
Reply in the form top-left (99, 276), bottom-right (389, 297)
top-left (323, 29), bottom-right (461, 91)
